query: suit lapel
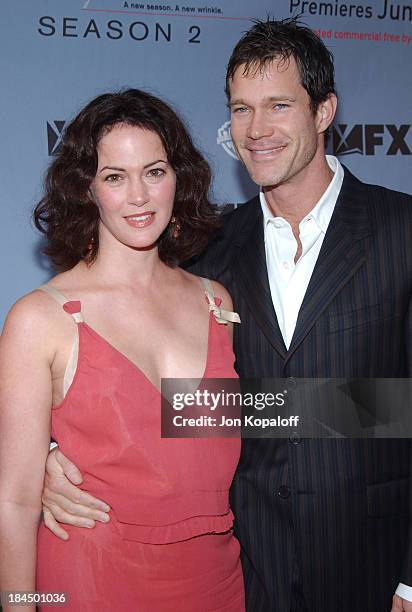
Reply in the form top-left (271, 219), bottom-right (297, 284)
top-left (286, 168), bottom-right (372, 361)
top-left (231, 199), bottom-right (287, 359)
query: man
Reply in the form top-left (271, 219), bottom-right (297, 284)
top-left (42, 18), bottom-right (412, 612)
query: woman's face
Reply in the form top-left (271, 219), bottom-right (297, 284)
top-left (90, 123), bottom-right (176, 252)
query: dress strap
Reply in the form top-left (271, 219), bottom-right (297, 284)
top-left (200, 277), bottom-right (241, 325)
top-left (38, 285), bottom-right (84, 323)
top-left (38, 284), bottom-right (82, 400)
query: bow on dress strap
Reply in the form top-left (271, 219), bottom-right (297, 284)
top-left (201, 278), bottom-right (241, 325)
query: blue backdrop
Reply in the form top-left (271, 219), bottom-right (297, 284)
top-left (1, 0), bottom-right (411, 321)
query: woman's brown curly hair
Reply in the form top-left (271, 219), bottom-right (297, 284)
top-left (34, 89), bottom-right (221, 270)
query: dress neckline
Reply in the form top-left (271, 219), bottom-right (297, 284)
top-left (52, 314), bottom-right (213, 410)
top-left (82, 316), bottom-right (213, 397)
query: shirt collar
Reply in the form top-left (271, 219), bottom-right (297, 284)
top-left (260, 155), bottom-right (344, 234)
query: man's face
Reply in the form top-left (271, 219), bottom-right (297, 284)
top-left (229, 57), bottom-right (329, 189)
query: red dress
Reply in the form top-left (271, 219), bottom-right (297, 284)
top-left (36, 284), bottom-right (244, 611)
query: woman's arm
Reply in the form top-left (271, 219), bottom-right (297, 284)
top-left (0, 295), bottom-right (53, 612)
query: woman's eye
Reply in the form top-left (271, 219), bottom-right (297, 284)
top-left (147, 168), bottom-right (165, 178)
top-left (104, 174), bottom-right (122, 183)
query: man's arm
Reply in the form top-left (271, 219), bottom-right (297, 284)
top-left (392, 587), bottom-right (412, 610)
top-left (391, 296), bottom-right (412, 611)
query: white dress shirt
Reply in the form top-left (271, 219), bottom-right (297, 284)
top-left (261, 155), bottom-right (412, 602)
top-left (261, 155), bottom-right (343, 349)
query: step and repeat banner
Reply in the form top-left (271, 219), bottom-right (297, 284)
top-left (1, 0), bottom-right (411, 321)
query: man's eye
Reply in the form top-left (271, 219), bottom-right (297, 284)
top-left (232, 107), bottom-right (248, 114)
top-left (274, 104), bottom-right (289, 110)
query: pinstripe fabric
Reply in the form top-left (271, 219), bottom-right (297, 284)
top-left (188, 168), bottom-right (412, 612)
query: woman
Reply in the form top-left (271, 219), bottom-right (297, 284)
top-left (0, 89), bottom-right (244, 611)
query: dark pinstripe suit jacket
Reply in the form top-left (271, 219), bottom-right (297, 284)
top-left (188, 168), bottom-right (412, 612)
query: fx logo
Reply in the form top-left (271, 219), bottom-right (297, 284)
top-left (47, 120), bottom-right (67, 156)
top-left (332, 124), bottom-right (411, 156)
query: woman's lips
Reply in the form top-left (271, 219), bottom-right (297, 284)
top-left (124, 212), bottom-right (155, 228)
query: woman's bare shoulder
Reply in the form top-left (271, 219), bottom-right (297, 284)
top-left (181, 270), bottom-right (233, 310)
top-left (1, 278), bottom-right (71, 354)
top-left (5, 289), bottom-right (56, 327)
top-left (179, 269), bottom-right (233, 310)
top-left (208, 280), bottom-right (233, 310)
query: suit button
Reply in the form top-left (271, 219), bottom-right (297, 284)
top-left (289, 432), bottom-right (302, 445)
top-left (286, 377), bottom-right (297, 389)
top-left (277, 485), bottom-right (291, 498)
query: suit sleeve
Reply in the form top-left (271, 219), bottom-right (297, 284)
top-left (399, 294), bottom-right (412, 587)
top-left (183, 214), bottom-right (234, 282)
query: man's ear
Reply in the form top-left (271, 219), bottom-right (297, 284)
top-left (316, 93), bottom-right (337, 134)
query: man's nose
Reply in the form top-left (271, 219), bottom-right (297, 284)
top-left (246, 111), bottom-right (273, 140)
